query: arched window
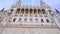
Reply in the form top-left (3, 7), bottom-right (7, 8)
top-left (34, 9), bottom-right (37, 14)
top-left (35, 18), bottom-right (38, 22)
top-left (16, 8), bottom-right (20, 13)
top-left (41, 19), bottom-right (44, 23)
top-left (30, 9), bottom-right (32, 14)
top-left (42, 9), bottom-right (46, 14)
top-left (11, 9), bottom-right (13, 13)
top-left (21, 8), bottom-right (24, 14)
top-left (46, 19), bottom-right (49, 23)
top-left (19, 18), bottom-right (22, 22)
top-left (10, 9), bottom-right (13, 14)
top-left (25, 9), bottom-right (28, 14)
top-left (30, 18), bottom-right (33, 22)
top-left (38, 9), bottom-right (41, 14)
top-left (13, 18), bottom-right (16, 22)
top-left (24, 18), bottom-right (27, 22)
top-left (48, 10), bottom-right (51, 14)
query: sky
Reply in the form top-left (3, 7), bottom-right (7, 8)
top-left (0, 0), bottom-right (60, 11)
top-left (21, 0), bottom-right (40, 6)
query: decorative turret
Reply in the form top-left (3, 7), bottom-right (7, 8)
top-left (11, 0), bottom-right (21, 8)
top-left (40, 0), bottom-right (50, 9)
top-left (16, 0), bottom-right (21, 7)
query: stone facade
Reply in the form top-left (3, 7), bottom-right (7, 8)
top-left (0, 0), bottom-right (60, 34)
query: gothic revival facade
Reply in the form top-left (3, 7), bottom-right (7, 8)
top-left (0, 0), bottom-right (60, 34)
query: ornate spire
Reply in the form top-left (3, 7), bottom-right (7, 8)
top-left (40, 0), bottom-right (50, 8)
top-left (11, 0), bottom-right (21, 8)
top-left (17, 0), bottom-right (21, 5)
top-left (40, 0), bottom-right (45, 6)
top-left (15, 0), bottom-right (21, 8)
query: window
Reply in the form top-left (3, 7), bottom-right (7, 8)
top-left (35, 18), bottom-right (38, 22)
top-left (16, 8), bottom-right (20, 13)
top-left (38, 9), bottom-right (41, 14)
top-left (30, 9), bottom-right (32, 14)
top-left (46, 19), bottom-right (49, 23)
top-left (49, 10), bottom-right (51, 14)
top-left (30, 18), bottom-right (33, 22)
top-left (34, 9), bottom-right (37, 14)
top-left (21, 8), bottom-right (24, 14)
top-left (17, 8), bottom-right (20, 11)
top-left (19, 18), bottom-right (22, 22)
top-left (13, 18), bottom-right (16, 22)
top-left (10, 9), bottom-right (13, 14)
top-left (42, 9), bottom-right (46, 14)
top-left (24, 18), bottom-right (27, 22)
top-left (41, 19), bottom-right (44, 23)
top-left (11, 9), bottom-right (13, 13)
top-left (25, 9), bottom-right (28, 14)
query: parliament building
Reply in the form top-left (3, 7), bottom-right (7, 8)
top-left (0, 0), bottom-right (60, 34)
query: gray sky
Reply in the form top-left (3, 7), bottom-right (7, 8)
top-left (0, 0), bottom-right (60, 11)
